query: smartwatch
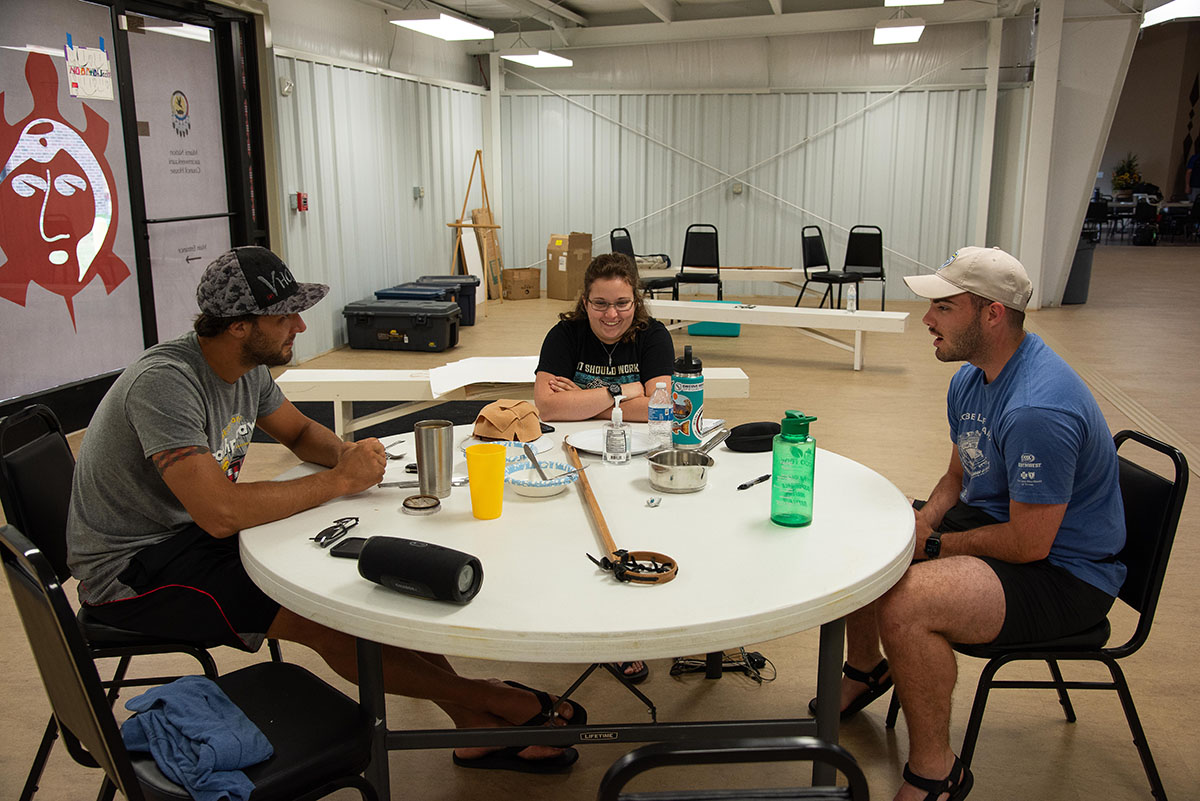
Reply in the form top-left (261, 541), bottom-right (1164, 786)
top-left (607, 383), bottom-right (624, 400)
top-left (924, 531), bottom-right (943, 560)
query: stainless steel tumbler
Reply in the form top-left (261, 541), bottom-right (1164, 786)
top-left (414, 420), bottom-right (455, 498)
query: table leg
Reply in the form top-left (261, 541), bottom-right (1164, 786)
top-left (813, 618), bottom-right (846, 786)
top-left (356, 638), bottom-right (390, 800)
top-left (335, 401), bottom-right (352, 441)
top-left (853, 331), bottom-right (863, 371)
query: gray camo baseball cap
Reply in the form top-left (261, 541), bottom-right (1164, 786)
top-left (196, 247), bottom-right (329, 316)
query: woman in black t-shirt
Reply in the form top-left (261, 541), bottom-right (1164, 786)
top-left (535, 252), bottom-right (674, 422)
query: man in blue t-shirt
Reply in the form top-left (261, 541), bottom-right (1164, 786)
top-left (823, 247), bottom-right (1125, 801)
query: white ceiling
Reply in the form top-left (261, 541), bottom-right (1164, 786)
top-left (411, 0), bottom-right (1057, 50)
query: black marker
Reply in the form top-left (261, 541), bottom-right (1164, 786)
top-left (737, 473), bottom-right (771, 491)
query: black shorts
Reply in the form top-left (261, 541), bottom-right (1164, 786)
top-left (83, 525), bottom-right (280, 652)
top-left (927, 501), bottom-right (1116, 646)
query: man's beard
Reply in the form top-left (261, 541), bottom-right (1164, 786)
top-left (934, 316), bottom-right (984, 363)
top-left (243, 325), bottom-right (292, 367)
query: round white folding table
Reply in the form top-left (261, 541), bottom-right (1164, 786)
top-left (241, 421), bottom-right (914, 798)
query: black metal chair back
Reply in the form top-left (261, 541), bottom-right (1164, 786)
top-left (610, 227), bottom-right (635, 260)
top-left (612, 226), bottom-right (675, 297)
top-left (3, 525), bottom-right (155, 801)
top-left (596, 736), bottom-right (869, 801)
top-left (676, 224), bottom-right (722, 300)
top-left (1108, 429), bottom-right (1188, 657)
top-left (801, 225), bottom-right (831, 274)
top-left (844, 224), bottom-right (885, 309)
top-left (0, 405), bottom-right (75, 581)
top-left (2, 525), bottom-right (378, 801)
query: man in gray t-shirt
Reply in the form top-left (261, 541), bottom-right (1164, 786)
top-left (66, 247), bottom-right (586, 774)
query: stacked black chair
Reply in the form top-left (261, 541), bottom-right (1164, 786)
top-left (674, 223), bottom-right (723, 300)
top-left (596, 736), bottom-right (869, 801)
top-left (0, 404), bottom-right (281, 800)
top-left (885, 430), bottom-right (1187, 801)
top-left (611, 227), bottom-right (675, 298)
top-left (1, 525), bottom-right (377, 801)
top-left (794, 225), bottom-right (862, 310)
top-left (843, 224), bottom-right (885, 309)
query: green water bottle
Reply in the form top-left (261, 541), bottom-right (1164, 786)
top-left (770, 411), bottom-right (817, 527)
top-left (671, 345), bottom-right (704, 448)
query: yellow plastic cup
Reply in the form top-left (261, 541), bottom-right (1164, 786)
top-left (465, 443), bottom-right (506, 520)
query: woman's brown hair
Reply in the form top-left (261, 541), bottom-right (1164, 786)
top-left (558, 252), bottom-right (651, 342)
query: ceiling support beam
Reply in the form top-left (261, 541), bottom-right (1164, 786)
top-left (639, 0), bottom-right (675, 23)
top-left (492, 0), bottom-right (588, 27)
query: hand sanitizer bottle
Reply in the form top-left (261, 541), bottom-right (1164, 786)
top-left (770, 410), bottom-right (818, 527)
top-left (604, 396), bottom-right (631, 464)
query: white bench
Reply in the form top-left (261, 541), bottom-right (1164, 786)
top-left (644, 299), bottom-right (909, 371)
top-left (277, 365), bottom-right (750, 440)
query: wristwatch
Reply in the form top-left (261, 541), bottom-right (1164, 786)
top-left (924, 531), bottom-right (943, 560)
top-left (607, 383), bottom-right (624, 400)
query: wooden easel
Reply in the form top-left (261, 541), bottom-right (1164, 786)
top-left (446, 150), bottom-right (503, 304)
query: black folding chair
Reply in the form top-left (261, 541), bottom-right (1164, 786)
top-left (611, 227), bottom-right (675, 298)
top-left (0, 404), bottom-right (281, 800)
top-left (1, 525), bottom-right (377, 801)
top-left (794, 225), bottom-right (862, 309)
top-left (675, 223), bottom-right (723, 300)
top-left (886, 430), bottom-right (1187, 801)
top-left (597, 736), bottom-right (869, 801)
top-left (843, 225), bottom-right (885, 310)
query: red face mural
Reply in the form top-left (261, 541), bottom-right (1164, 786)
top-left (0, 53), bottom-right (129, 328)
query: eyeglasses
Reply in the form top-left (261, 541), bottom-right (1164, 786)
top-left (586, 298), bottom-right (634, 312)
top-left (312, 516), bottom-right (359, 547)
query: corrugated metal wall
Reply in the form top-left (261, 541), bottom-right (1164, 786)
top-left (501, 85), bottom-right (1027, 304)
top-left (273, 54), bottom-right (485, 360)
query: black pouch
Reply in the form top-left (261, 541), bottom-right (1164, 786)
top-left (726, 421), bottom-right (780, 453)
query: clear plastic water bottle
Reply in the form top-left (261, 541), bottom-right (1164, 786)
top-left (846, 283), bottom-right (858, 313)
top-left (648, 381), bottom-right (672, 452)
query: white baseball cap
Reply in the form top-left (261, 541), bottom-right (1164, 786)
top-left (904, 246), bottom-right (1033, 312)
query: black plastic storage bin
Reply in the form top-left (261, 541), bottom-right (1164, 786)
top-left (417, 274), bottom-right (480, 326)
top-left (343, 299), bottom-right (460, 352)
top-left (375, 283), bottom-right (456, 303)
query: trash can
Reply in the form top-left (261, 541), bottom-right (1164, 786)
top-left (1062, 231), bottom-right (1097, 305)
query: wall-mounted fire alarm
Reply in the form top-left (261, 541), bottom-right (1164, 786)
top-left (291, 192), bottom-right (308, 212)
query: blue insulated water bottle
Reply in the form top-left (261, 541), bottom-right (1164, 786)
top-left (671, 345), bottom-right (704, 449)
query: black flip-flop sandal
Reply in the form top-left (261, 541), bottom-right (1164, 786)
top-left (451, 681), bottom-right (588, 773)
top-left (807, 658), bottom-right (893, 720)
top-left (903, 755), bottom-right (974, 801)
top-left (502, 680), bottom-right (588, 726)
top-left (615, 661), bottom-right (649, 684)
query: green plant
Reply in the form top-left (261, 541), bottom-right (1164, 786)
top-left (1112, 152), bottom-right (1140, 190)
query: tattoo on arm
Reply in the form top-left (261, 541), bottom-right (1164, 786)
top-left (152, 445), bottom-right (211, 475)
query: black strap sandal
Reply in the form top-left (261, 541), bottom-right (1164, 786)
top-left (902, 755), bottom-right (974, 801)
top-left (807, 658), bottom-right (893, 720)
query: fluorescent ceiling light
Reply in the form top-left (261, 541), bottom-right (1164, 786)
top-left (389, 11), bottom-right (494, 41)
top-left (500, 48), bottom-right (572, 68)
top-left (1, 44), bottom-right (66, 58)
top-left (884, 0), bottom-right (943, 5)
top-left (1141, 0), bottom-right (1200, 27)
top-left (143, 23), bottom-right (213, 43)
top-left (874, 18), bottom-right (926, 45)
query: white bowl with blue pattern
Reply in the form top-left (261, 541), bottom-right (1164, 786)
top-left (504, 458), bottom-right (578, 497)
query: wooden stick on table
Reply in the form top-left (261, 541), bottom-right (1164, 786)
top-left (565, 444), bottom-right (678, 585)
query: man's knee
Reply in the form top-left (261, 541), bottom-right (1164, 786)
top-left (879, 558), bottom-right (1006, 646)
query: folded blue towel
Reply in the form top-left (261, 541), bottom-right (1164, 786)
top-left (121, 676), bottom-right (273, 801)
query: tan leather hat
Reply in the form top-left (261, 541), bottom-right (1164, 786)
top-left (473, 399), bottom-right (542, 442)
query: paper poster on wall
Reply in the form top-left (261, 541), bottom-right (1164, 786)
top-left (148, 217), bottom-right (231, 342)
top-left (65, 34), bottom-right (114, 101)
top-left (0, 53), bottom-right (130, 330)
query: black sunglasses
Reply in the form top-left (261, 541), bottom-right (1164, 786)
top-left (312, 516), bottom-right (359, 548)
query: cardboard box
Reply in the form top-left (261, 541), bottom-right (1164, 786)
top-left (546, 232), bottom-right (592, 300)
top-left (502, 268), bottom-right (540, 300)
